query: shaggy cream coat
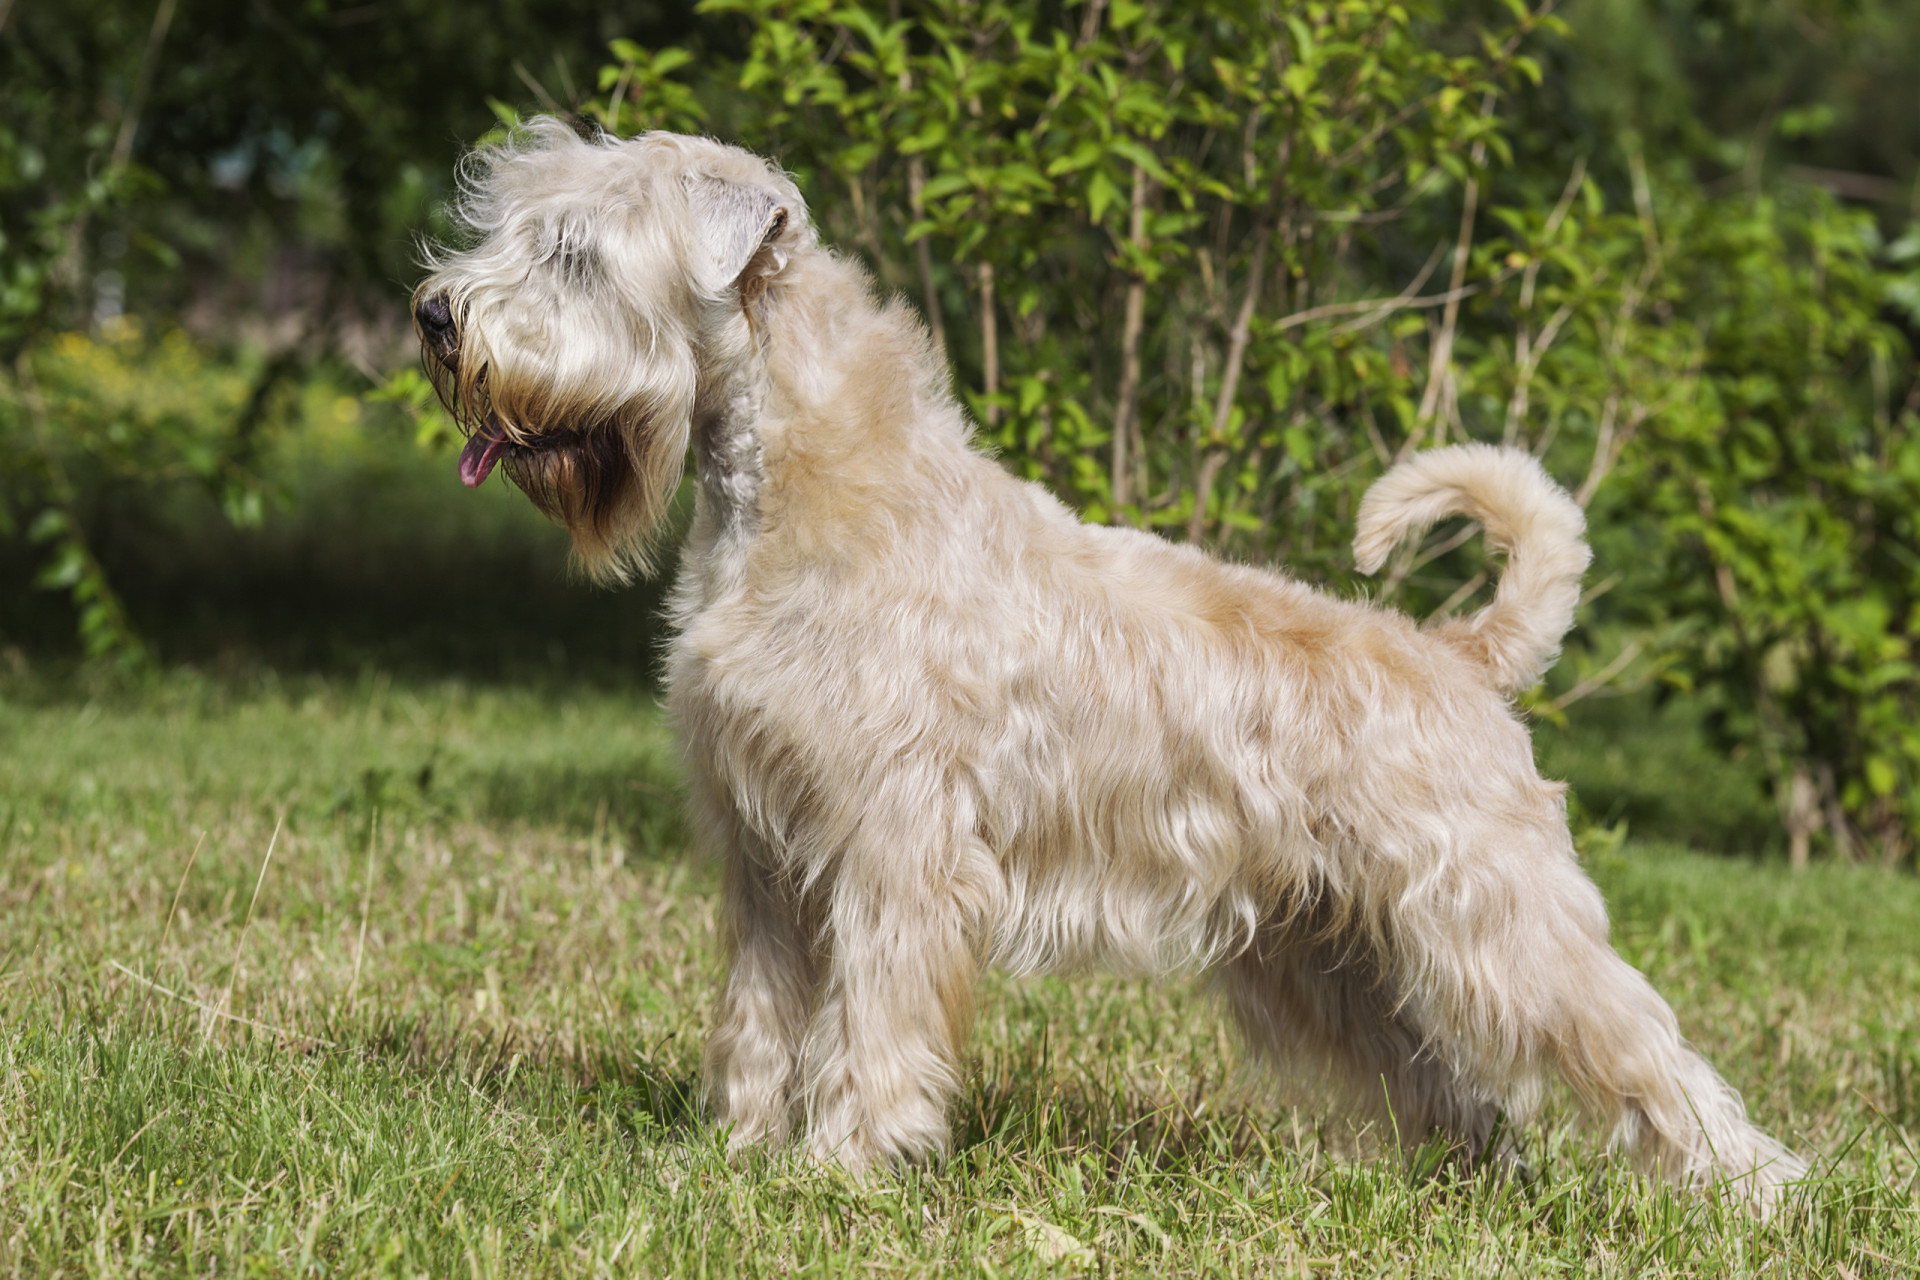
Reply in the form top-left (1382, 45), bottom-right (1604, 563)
top-left (414, 120), bottom-right (1804, 1205)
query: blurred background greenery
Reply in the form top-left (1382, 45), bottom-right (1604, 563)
top-left (3, 0), bottom-right (1919, 863)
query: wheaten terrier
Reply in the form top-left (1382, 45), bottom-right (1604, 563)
top-left (414, 119), bottom-right (1804, 1204)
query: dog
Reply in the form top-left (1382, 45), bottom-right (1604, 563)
top-left (413, 119), bottom-right (1804, 1205)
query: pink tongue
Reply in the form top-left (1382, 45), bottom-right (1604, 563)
top-left (458, 429), bottom-right (507, 488)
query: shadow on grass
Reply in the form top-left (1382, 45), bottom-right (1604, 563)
top-left (468, 763), bottom-right (692, 857)
top-left (952, 1031), bottom-right (1272, 1175)
top-left (319, 752), bottom-right (694, 856)
top-left (345, 1005), bottom-right (705, 1139)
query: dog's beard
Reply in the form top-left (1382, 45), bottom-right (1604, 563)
top-left (431, 370), bottom-right (686, 584)
top-left (468, 410), bottom-right (681, 583)
top-left (498, 424), bottom-right (641, 543)
top-left (415, 294), bottom-right (694, 582)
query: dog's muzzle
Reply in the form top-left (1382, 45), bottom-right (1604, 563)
top-left (413, 291), bottom-right (506, 488)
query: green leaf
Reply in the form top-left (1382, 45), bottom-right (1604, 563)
top-left (27, 508), bottom-right (67, 542)
top-left (1108, 140), bottom-right (1172, 187)
top-left (34, 545), bottom-right (84, 590)
top-left (1087, 169), bottom-right (1121, 225)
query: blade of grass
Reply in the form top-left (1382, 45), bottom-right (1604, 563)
top-left (207, 815), bottom-right (282, 1044)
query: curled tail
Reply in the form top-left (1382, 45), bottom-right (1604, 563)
top-left (1353, 444), bottom-right (1591, 694)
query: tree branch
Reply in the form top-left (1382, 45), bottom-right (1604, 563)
top-left (1503, 156), bottom-right (1587, 446)
top-left (112, 0), bottom-right (180, 169)
top-left (906, 160), bottom-right (946, 355)
top-left (1188, 222), bottom-right (1272, 543)
top-left (885, 35), bottom-right (948, 359)
top-left (977, 259), bottom-right (998, 427)
top-left (1410, 94), bottom-right (1496, 450)
top-left (1412, 172), bottom-right (1480, 440)
top-left (1545, 640), bottom-right (1644, 714)
top-left (1111, 163), bottom-right (1151, 520)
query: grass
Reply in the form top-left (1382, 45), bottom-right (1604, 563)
top-left (1, 669), bottom-right (1917, 1277)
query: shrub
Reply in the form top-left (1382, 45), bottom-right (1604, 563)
top-left (575, 0), bottom-right (1918, 863)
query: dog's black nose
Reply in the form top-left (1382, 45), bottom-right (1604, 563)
top-left (415, 292), bottom-right (454, 337)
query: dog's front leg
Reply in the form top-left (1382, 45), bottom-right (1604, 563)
top-left (796, 834), bottom-right (990, 1173)
top-left (705, 839), bottom-right (822, 1153)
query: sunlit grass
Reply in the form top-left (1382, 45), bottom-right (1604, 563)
top-left (1, 670), bottom-right (1916, 1276)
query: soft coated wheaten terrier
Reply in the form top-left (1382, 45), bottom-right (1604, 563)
top-left (414, 119), bottom-right (1803, 1204)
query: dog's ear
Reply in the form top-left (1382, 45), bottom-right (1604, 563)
top-left (684, 173), bottom-right (792, 293)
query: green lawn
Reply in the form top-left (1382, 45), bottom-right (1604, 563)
top-left (1, 671), bottom-right (1916, 1277)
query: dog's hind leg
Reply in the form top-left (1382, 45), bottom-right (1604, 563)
top-left (705, 831), bottom-right (823, 1153)
top-left (1225, 917), bottom-right (1506, 1162)
top-left (1381, 826), bottom-right (1804, 1208)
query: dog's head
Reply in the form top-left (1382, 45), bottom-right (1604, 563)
top-left (413, 120), bottom-right (810, 581)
